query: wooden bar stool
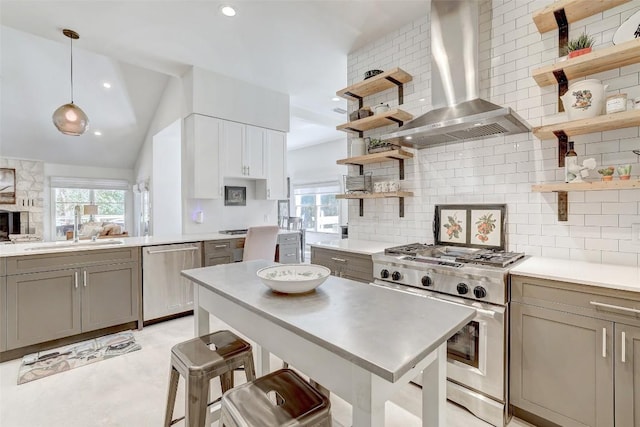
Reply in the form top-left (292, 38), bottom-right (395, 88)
top-left (164, 330), bottom-right (256, 427)
top-left (219, 368), bottom-right (332, 427)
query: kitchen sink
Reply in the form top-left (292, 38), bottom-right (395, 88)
top-left (24, 239), bottom-right (126, 251)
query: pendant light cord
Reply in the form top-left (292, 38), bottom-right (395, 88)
top-left (70, 34), bottom-right (74, 104)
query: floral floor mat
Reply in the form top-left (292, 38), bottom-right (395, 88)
top-left (17, 331), bottom-right (141, 384)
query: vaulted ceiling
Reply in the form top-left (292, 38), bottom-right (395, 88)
top-left (1, 1), bottom-right (428, 169)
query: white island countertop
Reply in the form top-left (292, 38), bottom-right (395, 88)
top-left (309, 239), bottom-right (390, 255)
top-left (0, 230), bottom-right (299, 257)
top-left (510, 256), bottom-right (640, 293)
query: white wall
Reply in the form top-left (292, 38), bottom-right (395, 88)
top-left (185, 67), bottom-right (290, 132)
top-left (287, 137), bottom-right (349, 222)
top-left (151, 120), bottom-right (182, 236)
top-left (345, 0), bottom-right (640, 266)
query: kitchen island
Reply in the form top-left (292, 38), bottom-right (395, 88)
top-left (182, 260), bottom-right (475, 427)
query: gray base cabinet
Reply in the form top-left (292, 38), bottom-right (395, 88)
top-left (204, 239), bottom-right (244, 266)
top-left (277, 233), bottom-right (301, 264)
top-left (310, 246), bottom-right (373, 283)
top-left (616, 323), bottom-right (640, 427)
top-left (510, 275), bottom-right (640, 427)
top-left (2, 248), bottom-right (140, 351)
top-left (6, 269), bottom-right (82, 350)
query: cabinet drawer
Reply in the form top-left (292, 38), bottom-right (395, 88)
top-left (278, 233), bottom-right (300, 245)
top-left (511, 274), bottom-right (640, 326)
top-left (278, 244), bottom-right (300, 264)
top-left (205, 255), bottom-right (233, 266)
top-left (311, 247), bottom-right (373, 283)
top-left (204, 240), bottom-right (232, 253)
top-left (6, 247), bottom-right (139, 275)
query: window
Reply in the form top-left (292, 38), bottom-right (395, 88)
top-left (293, 181), bottom-right (341, 233)
top-left (50, 177), bottom-right (129, 240)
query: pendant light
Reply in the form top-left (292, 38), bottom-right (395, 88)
top-left (52, 29), bottom-right (89, 136)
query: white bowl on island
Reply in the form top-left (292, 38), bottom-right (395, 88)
top-left (256, 264), bottom-right (331, 294)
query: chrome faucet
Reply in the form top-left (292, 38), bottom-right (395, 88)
top-left (73, 205), bottom-right (81, 242)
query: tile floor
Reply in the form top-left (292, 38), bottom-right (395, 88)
top-left (0, 316), bottom-right (535, 427)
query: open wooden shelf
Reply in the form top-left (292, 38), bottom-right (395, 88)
top-left (532, 179), bottom-right (639, 221)
top-left (336, 149), bottom-right (414, 166)
top-left (533, 180), bottom-right (640, 192)
top-left (532, 0), bottom-right (630, 33)
top-left (337, 191), bottom-right (413, 218)
top-left (532, 39), bottom-right (640, 87)
top-left (532, 109), bottom-right (640, 140)
top-left (336, 68), bottom-right (413, 101)
top-left (336, 191), bottom-right (413, 199)
top-left (336, 109), bottom-right (413, 133)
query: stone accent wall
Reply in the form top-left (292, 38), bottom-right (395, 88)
top-left (0, 157), bottom-right (44, 238)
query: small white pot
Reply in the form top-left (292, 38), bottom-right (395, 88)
top-left (560, 79), bottom-right (608, 120)
top-left (374, 103), bottom-right (390, 115)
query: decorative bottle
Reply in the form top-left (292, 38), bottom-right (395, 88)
top-left (565, 141), bottom-right (578, 183)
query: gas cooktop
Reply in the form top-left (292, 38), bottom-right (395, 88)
top-left (219, 229), bottom-right (248, 235)
top-left (384, 243), bottom-right (524, 268)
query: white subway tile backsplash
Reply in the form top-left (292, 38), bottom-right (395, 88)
top-left (344, 1), bottom-right (640, 265)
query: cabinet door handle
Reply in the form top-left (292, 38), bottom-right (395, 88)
top-left (74, 271), bottom-right (78, 289)
top-left (602, 327), bottom-right (607, 358)
top-left (147, 247), bottom-right (199, 254)
top-left (622, 331), bottom-right (626, 363)
top-left (590, 301), bottom-right (640, 314)
top-left (214, 244), bottom-right (228, 248)
top-left (285, 253), bottom-right (295, 257)
top-left (331, 257), bottom-right (347, 263)
top-left (83, 270), bottom-right (87, 287)
top-left (267, 189), bottom-right (270, 198)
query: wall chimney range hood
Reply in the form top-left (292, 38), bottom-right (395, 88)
top-left (383, 0), bottom-right (530, 148)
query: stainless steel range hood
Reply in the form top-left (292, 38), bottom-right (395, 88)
top-left (383, 0), bottom-right (530, 148)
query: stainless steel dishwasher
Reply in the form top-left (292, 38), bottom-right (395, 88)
top-left (142, 242), bottom-right (202, 323)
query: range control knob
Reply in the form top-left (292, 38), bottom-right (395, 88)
top-left (473, 286), bottom-right (487, 299)
top-left (380, 269), bottom-right (390, 279)
top-left (421, 276), bottom-right (433, 286)
top-left (391, 271), bottom-right (402, 281)
top-left (456, 283), bottom-right (469, 295)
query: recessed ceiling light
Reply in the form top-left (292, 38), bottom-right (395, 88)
top-left (220, 5), bottom-right (236, 16)
top-left (331, 97), bottom-right (340, 102)
top-left (102, 82), bottom-right (111, 89)
top-left (419, 98), bottom-right (426, 102)
top-left (405, 136), bottom-right (413, 140)
top-left (94, 131), bottom-right (102, 136)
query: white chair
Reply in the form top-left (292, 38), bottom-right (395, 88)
top-left (243, 226), bottom-right (279, 261)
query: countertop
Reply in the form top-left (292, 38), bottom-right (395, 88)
top-left (510, 256), bottom-right (640, 293)
top-left (309, 239), bottom-right (390, 255)
top-left (182, 260), bottom-right (474, 382)
top-left (0, 230), bottom-right (300, 257)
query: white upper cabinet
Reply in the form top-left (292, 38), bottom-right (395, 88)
top-left (183, 114), bottom-right (221, 199)
top-left (221, 120), bottom-right (245, 178)
top-left (267, 130), bottom-right (287, 199)
top-left (244, 125), bottom-right (266, 179)
top-left (222, 121), bottom-right (266, 179)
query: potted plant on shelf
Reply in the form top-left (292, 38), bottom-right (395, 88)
top-left (597, 166), bottom-right (615, 181)
top-left (366, 138), bottom-right (400, 154)
top-left (564, 32), bottom-right (595, 58)
top-left (616, 164), bottom-right (632, 180)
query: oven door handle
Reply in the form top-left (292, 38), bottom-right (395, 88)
top-left (427, 293), bottom-right (500, 318)
top-left (371, 280), bottom-right (501, 317)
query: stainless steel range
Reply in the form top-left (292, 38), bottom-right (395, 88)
top-left (370, 206), bottom-right (525, 427)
